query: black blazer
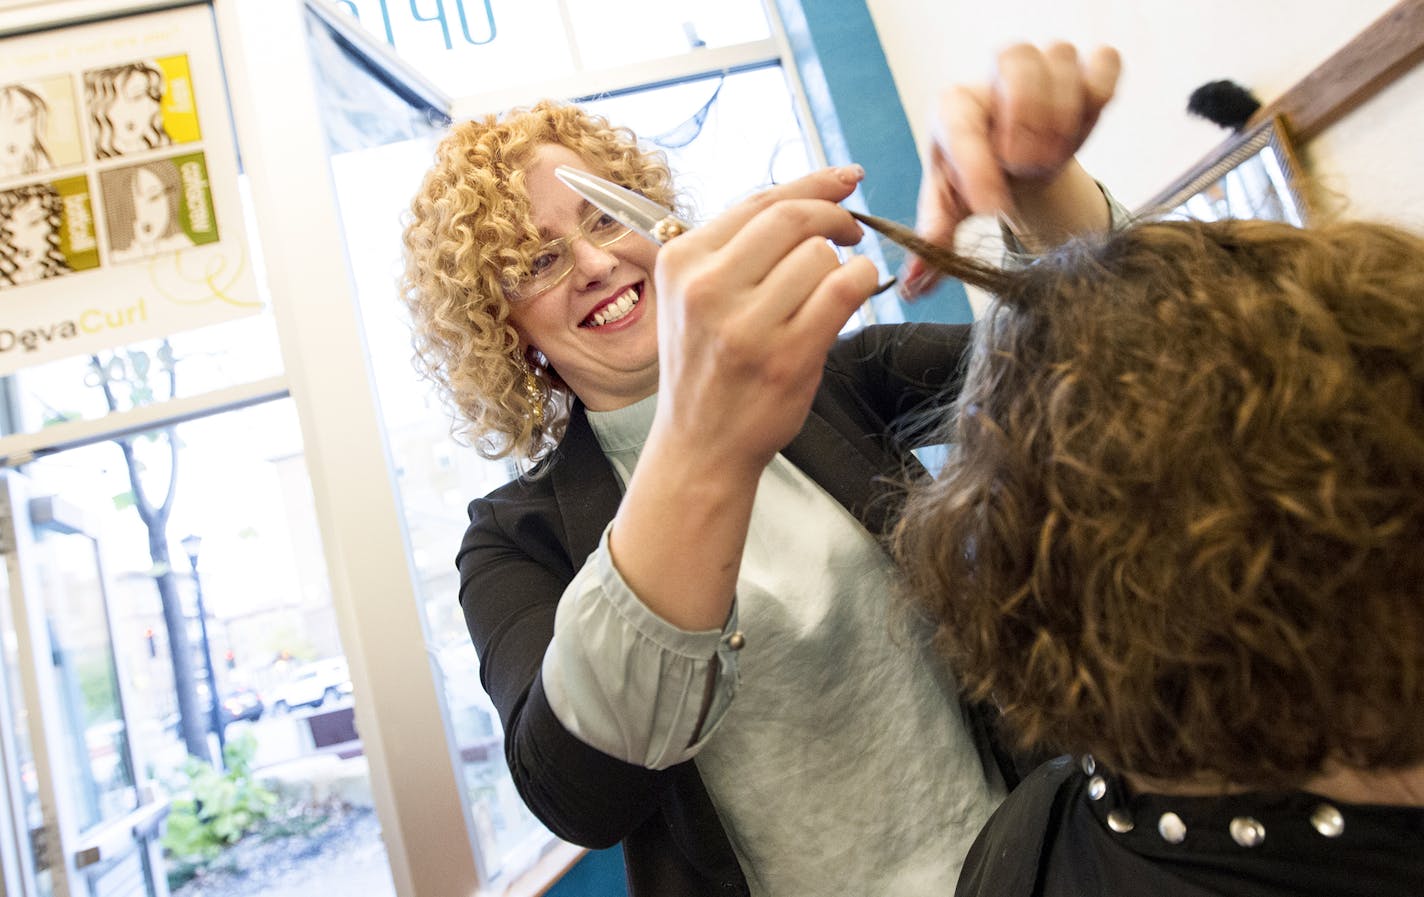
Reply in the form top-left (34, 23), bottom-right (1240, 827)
top-left (458, 323), bottom-right (1007, 896)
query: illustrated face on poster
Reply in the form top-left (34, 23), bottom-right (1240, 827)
top-left (0, 77), bottom-right (83, 178)
top-left (99, 153), bottom-right (217, 262)
top-left (0, 84), bottom-right (50, 177)
top-left (0, 177), bottom-right (99, 288)
top-left (0, 7), bottom-right (258, 372)
top-left (83, 55), bottom-right (201, 159)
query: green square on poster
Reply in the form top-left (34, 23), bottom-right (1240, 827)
top-left (170, 151), bottom-right (220, 247)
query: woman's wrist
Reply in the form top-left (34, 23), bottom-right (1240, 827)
top-left (606, 427), bottom-right (762, 631)
top-left (1001, 159), bottom-right (1111, 253)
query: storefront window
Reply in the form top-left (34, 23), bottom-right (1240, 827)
top-left (329, 0), bottom-right (773, 97)
top-left (313, 0), bottom-right (825, 880)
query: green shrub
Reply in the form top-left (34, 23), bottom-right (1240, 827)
top-left (162, 732), bottom-right (277, 865)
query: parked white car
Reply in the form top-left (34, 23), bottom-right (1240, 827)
top-left (269, 658), bottom-right (352, 714)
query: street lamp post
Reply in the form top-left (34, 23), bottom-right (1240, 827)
top-left (181, 533), bottom-right (225, 767)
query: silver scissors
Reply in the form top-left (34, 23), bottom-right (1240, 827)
top-left (554, 166), bottom-right (693, 245)
top-left (556, 164), bottom-right (899, 296)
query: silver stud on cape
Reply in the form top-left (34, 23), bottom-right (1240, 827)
top-left (1157, 812), bottom-right (1186, 844)
top-left (1087, 776), bottom-right (1107, 800)
top-left (1107, 810), bottom-right (1135, 834)
top-left (1229, 816), bottom-right (1265, 847)
top-left (1310, 804), bottom-right (1344, 838)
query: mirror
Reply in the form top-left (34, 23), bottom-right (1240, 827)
top-left (1144, 117), bottom-right (1308, 225)
top-left (1136, 0), bottom-right (1424, 226)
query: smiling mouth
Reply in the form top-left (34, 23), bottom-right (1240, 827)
top-left (581, 285), bottom-right (641, 328)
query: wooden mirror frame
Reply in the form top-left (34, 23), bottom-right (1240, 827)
top-left (1139, 0), bottom-right (1424, 217)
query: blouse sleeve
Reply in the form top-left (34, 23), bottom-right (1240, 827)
top-left (542, 522), bottom-right (744, 770)
top-left (1001, 181), bottom-right (1134, 264)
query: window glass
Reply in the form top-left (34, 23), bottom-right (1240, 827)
top-left (30, 526), bottom-right (138, 833)
top-left (331, 0), bottom-right (576, 96)
top-left (0, 312), bottom-right (284, 437)
top-left (318, 0), bottom-right (839, 881)
top-left (328, 0), bottom-right (771, 99)
top-left (22, 399), bottom-right (395, 892)
top-left (306, 10), bottom-right (452, 155)
top-left (330, 58), bottom-right (820, 877)
top-left (564, 0), bottom-right (770, 71)
top-left (584, 65), bottom-right (813, 222)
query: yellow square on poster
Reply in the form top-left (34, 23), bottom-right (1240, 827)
top-left (154, 54), bottom-right (201, 144)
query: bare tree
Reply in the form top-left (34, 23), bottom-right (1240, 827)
top-left (88, 342), bottom-right (212, 762)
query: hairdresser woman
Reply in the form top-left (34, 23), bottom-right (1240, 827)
top-left (401, 44), bottom-right (1119, 897)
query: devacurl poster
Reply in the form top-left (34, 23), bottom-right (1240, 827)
top-left (0, 4), bottom-right (261, 375)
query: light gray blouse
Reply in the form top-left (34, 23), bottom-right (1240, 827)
top-left (542, 393), bottom-right (1002, 896)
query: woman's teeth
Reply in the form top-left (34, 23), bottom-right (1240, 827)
top-left (584, 287), bottom-right (639, 327)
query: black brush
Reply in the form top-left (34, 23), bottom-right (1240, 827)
top-left (1187, 80), bottom-right (1262, 132)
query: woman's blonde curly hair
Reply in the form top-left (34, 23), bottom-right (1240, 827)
top-left (880, 215), bottom-right (1424, 789)
top-left (400, 100), bottom-right (678, 463)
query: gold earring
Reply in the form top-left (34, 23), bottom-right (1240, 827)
top-left (522, 361), bottom-right (545, 428)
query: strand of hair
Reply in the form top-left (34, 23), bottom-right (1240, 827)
top-left (848, 210), bottom-right (1014, 294)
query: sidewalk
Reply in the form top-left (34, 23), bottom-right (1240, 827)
top-left (172, 748), bottom-right (394, 897)
top-left (172, 803), bottom-right (394, 897)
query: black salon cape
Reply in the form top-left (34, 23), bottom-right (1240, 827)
top-left (958, 756), bottom-right (1424, 897)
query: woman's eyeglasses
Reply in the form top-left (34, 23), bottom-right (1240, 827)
top-left (505, 206), bottom-right (633, 300)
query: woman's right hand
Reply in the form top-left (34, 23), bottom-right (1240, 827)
top-left (650, 165), bottom-right (879, 475)
top-left (609, 165), bottom-right (880, 630)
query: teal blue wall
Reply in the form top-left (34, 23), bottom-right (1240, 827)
top-left (545, 848), bottom-right (628, 897)
top-left (774, 0), bottom-right (973, 323)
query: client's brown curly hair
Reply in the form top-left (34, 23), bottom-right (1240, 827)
top-left (400, 100), bottom-right (679, 463)
top-left (871, 214), bottom-right (1424, 788)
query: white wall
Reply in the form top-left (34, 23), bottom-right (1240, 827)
top-left (867, 0), bottom-right (1424, 228)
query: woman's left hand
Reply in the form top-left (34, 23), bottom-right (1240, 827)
top-left (903, 42), bottom-right (1120, 297)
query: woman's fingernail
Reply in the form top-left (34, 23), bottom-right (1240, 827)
top-left (898, 272), bottom-right (927, 300)
top-left (837, 164), bottom-right (866, 185)
top-left (894, 266), bottom-right (915, 297)
top-left (873, 276), bottom-right (898, 296)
